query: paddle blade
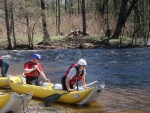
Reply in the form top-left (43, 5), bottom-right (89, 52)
top-left (44, 93), bottom-right (62, 107)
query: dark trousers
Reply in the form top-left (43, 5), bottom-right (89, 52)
top-left (1, 60), bottom-right (9, 77)
top-left (61, 76), bottom-right (73, 90)
top-left (26, 76), bottom-right (38, 84)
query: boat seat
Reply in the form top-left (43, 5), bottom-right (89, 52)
top-left (19, 73), bottom-right (26, 84)
top-left (52, 84), bottom-right (63, 90)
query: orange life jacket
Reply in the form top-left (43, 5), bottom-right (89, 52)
top-left (65, 63), bottom-right (84, 85)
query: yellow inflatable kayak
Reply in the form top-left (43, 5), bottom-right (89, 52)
top-left (9, 75), bottom-right (104, 105)
top-left (0, 92), bottom-right (32, 113)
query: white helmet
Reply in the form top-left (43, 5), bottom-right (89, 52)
top-left (78, 59), bottom-right (87, 65)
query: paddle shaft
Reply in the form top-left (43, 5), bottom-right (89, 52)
top-left (80, 80), bottom-right (100, 88)
top-left (82, 80), bottom-right (97, 87)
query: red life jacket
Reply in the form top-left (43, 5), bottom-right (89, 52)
top-left (65, 63), bottom-right (84, 85)
top-left (24, 61), bottom-right (40, 77)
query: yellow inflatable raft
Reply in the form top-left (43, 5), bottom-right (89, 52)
top-left (0, 92), bottom-right (32, 113)
top-left (9, 76), bottom-right (104, 105)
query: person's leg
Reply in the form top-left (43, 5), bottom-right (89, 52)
top-left (26, 76), bottom-right (35, 84)
top-left (1, 60), bottom-right (9, 77)
top-left (61, 76), bottom-right (74, 90)
top-left (61, 76), bottom-right (67, 90)
top-left (5, 62), bottom-right (9, 74)
top-left (70, 84), bottom-right (74, 89)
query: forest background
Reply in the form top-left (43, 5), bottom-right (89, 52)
top-left (0, 0), bottom-right (149, 49)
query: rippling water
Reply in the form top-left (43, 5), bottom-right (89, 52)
top-left (0, 48), bottom-right (150, 113)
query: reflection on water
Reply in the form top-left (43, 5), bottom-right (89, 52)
top-left (23, 86), bottom-right (150, 113)
top-left (100, 87), bottom-right (150, 113)
top-left (0, 48), bottom-right (150, 113)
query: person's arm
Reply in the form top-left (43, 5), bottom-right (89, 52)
top-left (36, 64), bottom-right (50, 82)
top-left (66, 68), bottom-right (76, 92)
top-left (24, 62), bottom-right (36, 74)
top-left (81, 75), bottom-right (86, 88)
top-left (65, 77), bottom-right (73, 91)
top-left (81, 70), bottom-right (89, 89)
top-left (38, 71), bottom-right (50, 82)
top-left (24, 67), bottom-right (36, 74)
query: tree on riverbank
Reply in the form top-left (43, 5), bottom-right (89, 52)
top-left (4, 0), bottom-right (13, 49)
top-left (0, 0), bottom-right (149, 49)
top-left (40, 0), bottom-right (50, 44)
top-left (111, 0), bottom-right (138, 39)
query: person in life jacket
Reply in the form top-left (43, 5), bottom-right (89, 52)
top-left (61, 59), bottom-right (88, 92)
top-left (24, 53), bottom-right (50, 85)
top-left (0, 57), bottom-right (9, 77)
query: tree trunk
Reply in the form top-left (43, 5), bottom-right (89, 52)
top-left (56, 0), bottom-right (60, 35)
top-left (111, 0), bottom-right (139, 39)
top-left (10, 0), bottom-right (16, 47)
top-left (78, 0), bottom-right (81, 15)
top-left (106, 0), bottom-right (110, 43)
top-left (40, 0), bottom-right (50, 44)
top-left (81, 0), bottom-right (86, 36)
top-left (69, 0), bottom-right (73, 15)
top-left (4, 0), bottom-right (13, 49)
top-left (25, 14), bottom-right (32, 48)
top-left (100, 0), bottom-right (108, 15)
top-left (65, 0), bottom-right (67, 12)
top-left (148, 0), bottom-right (150, 39)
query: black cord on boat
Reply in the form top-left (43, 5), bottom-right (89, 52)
top-left (98, 79), bottom-right (105, 85)
top-left (76, 79), bottom-right (79, 91)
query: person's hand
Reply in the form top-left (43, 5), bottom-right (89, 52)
top-left (34, 65), bottom-right (41, 73)
top-left (46, 79), bottom-right (50, 83)
top-left (68, 88), bottom-right (74, 92)
top-left (33, 65), bottom-right (38, 70)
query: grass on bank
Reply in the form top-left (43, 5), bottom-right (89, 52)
top-left (0, 35), bottom-right (142, 49)
top-left (0, 35), bottom-right (104, 44)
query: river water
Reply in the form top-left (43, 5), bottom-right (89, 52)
top-left (0, 48), bottom-right (150, 113)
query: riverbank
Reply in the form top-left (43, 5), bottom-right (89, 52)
top-left (0, 36), bottom-right (143, 50)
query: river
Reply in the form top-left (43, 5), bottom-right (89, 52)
top-left (0, 48), bottom-right (150, 113)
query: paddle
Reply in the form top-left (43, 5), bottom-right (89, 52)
top-left (44, 92), bottom-right (68, 107)
top-left (80, 80), bottom-right (99, 88)
top-left (44, 80), bottom-right (102, 107)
